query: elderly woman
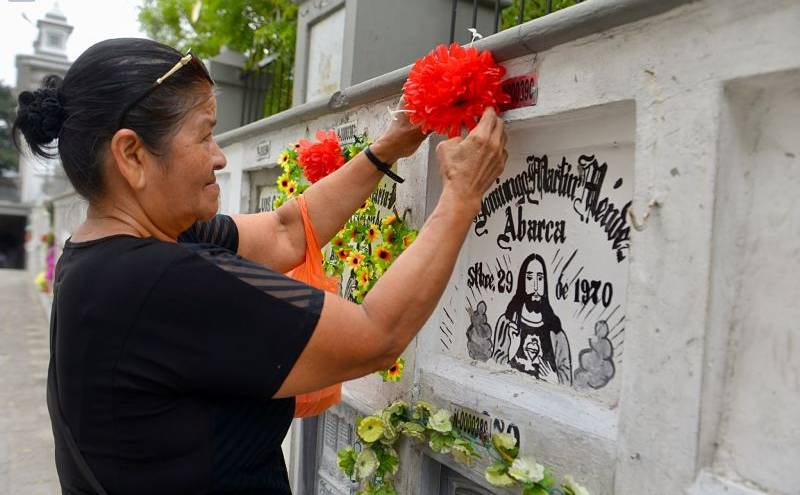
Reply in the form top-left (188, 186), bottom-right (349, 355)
top-left (14, 38), bottom-right (507, 495)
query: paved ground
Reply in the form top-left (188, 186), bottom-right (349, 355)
top-left (0, 269), bottom-right (60, 494)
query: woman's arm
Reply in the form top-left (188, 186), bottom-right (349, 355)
top-left (234, 101), bottom-right (426, 273)
top-left (274, 108), bottom-right (508, 398)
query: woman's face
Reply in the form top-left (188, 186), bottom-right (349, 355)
top-left (142, 91), bottom-right (227, 233)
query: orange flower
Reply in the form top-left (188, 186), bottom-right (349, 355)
top-left (381, 214), bottom-right (397, 227)
top-left (374, 245), bottom-right (393, 263)
top-left (332, 236), bottom-right (346, 248)
top-left (336, 248), bottom-right (351, 261)
top-left (347, 251), bottom-right (365, 269)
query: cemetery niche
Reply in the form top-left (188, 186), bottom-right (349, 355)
top-left (441, 102), bottom-right (635, 403)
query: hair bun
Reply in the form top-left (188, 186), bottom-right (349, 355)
top-left (15, 75), bottom-right (66, 149)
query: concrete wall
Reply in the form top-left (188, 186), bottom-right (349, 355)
top-left (293, 0), bottom-right (509, 105)
top-left (215, 0), bottom-right (800, 493)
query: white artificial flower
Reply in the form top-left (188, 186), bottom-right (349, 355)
top-left (354, 448), bottom-right (379, 480)
top-left (508, 457), bottom-right (545, 483)
top-left (492, 432), bottom-right (517, 450)
top-left (428, 409), bottom-right (453, 433)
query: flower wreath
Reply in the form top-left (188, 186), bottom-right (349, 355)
top-left (272, 131), bottom-right (417, 382)
top-left (337, 400), bottom-right (591, 495)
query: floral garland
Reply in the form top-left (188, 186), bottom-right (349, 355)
top-left (337, 400), bottom-right (591, 495)
top-left (272, 132), bottom-right (417, 382)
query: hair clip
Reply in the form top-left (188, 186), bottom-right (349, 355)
top-left (156, 52), bottom-right (193, 85)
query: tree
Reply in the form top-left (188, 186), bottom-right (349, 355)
top-left (139, 0), bottom-right (297, 63)
top-left (0, 83), bottom-right (18, 174)
top-left (500, 0), bottom-right (579, 31)
top-left (139, 0), bottom-right (298, 119)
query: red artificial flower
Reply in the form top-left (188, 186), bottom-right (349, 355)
top-left (403, 43), bottom-right (510, 137)
top-left (297, 130), bottom-right (346, 183)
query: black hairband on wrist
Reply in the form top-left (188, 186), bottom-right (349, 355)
top-left (364, 145), bottom-right (405, 183)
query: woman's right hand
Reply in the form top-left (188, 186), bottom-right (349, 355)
top-left (435, 107), bottom-right (508, 213)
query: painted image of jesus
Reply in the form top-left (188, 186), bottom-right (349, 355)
top-left (492, 253), bottom-right (572, 385)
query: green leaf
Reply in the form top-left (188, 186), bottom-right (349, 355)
top-left (486, 459), bottom-right (509, 475)
top-left (336, 446), bottom-right (357, 478)
top-left (428, 431), bottom-right (455, 454)
top-left (540, 468), bottom-right (555, 489)
top-left (521, 483), bottom-right (549, 495)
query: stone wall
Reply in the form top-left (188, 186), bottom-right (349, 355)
top-left (213, 1), bottom-right (800, 493)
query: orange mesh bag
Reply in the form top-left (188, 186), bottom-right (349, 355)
top-left (285, 194), bottom-right (342, 417)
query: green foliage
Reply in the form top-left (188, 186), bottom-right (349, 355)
top-left (138, 0), bottom-right (298, 118)
top-left (339, 400), bottom-right (592, 495)
top-left (273, 132), bottom-right (414, 383)
top-left (273, 133), bottom-right (417, 307)
top-left (139, 0), bottom-right (297, 63)
top-left (0, 83), bottom-right (19, 173)
top-left (500, 0), bottom-right (580, 31)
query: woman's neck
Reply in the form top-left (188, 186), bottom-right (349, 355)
top-left (72, 201), bottom-right (177, 243)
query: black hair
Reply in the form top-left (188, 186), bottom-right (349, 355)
top-left (12, 38), bottom-right (213, 200)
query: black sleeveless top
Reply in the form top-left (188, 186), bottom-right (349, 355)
top-left (49, 215), bottom-right (323, 494)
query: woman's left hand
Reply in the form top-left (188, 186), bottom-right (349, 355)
top-left (369, 97), bottom-right (429, 163)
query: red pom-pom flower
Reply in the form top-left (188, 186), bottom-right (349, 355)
top-left (297, 130), bottom-right (346, 183)
top-left (403, 43), bottom-right (510, 137)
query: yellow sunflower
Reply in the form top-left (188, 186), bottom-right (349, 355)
top-left (277, 174), bottom-right (291, 191)
top-left (286, 180), bottom-right (298, 196)
top-left (366, 224), bottom-right (379, 243)
top-left (332, 236), bottom-right (346, 249)
top-left (385, 358), bottom-right (404, 381)
top-left (357, 269), bottom-right (372, 288)
top-left (402, 232), bottom-right (417, 248)
top-left (356, 198), bottom-right (373, 214)
top-left (383, 226), bottom-right (396, 244)
top-left (374, 245), bottom-right (393, 263)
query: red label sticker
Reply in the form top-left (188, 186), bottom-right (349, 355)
top-left (500, 72), bottom-right (539, 111)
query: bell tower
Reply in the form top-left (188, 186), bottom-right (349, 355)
top-left (33, 2), bottom-right (73, 59)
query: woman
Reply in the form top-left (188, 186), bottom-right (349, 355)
top-left (14, 38), bottom-right (507, 494)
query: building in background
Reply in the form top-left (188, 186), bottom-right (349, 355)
top-left (11, 3), bottom-right (74, 274)
top-left (0, 171), bottom-right (27, 269)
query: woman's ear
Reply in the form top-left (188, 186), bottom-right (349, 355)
top-left (110, 129), bottom-right (149, 190)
